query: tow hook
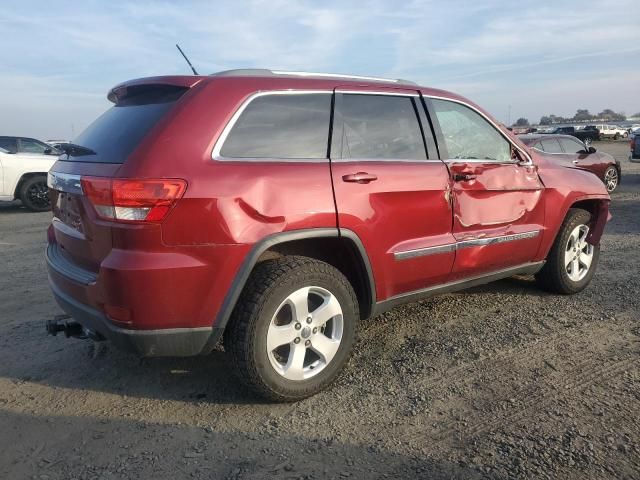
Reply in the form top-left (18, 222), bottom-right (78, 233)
top-left (45, 314), bottom-right (87, 339)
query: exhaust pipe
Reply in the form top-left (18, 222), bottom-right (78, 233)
top-left (46, 315), bottom-right (87, 339)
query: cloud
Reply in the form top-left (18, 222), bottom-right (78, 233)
top-left (0, 0), bottom-right (638, 138)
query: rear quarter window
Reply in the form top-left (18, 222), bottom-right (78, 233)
top-left (218, 93), bottom-right (332, 159)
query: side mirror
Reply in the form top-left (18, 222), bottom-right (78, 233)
top-left (44, 148), bottom-right (52, 154)
top-left (588, 146), bottom-right (596, 154)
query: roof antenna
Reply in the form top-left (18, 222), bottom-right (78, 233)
top-left (176, 44), bottom-right (199, 75)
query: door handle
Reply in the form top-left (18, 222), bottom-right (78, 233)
top-left (453, 173), bottom-right (477, 182)
top-left (572, 160), bottom-right (579, 164)
top-left (342, 172), bottom-right (378, 184)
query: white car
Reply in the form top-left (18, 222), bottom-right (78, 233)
top-left (0, 136), bottom-right (59, 211)
top-left (589, 124), bottom-right (628, 140)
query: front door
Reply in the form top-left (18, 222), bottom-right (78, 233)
top-left (330, 87), bottom-right (455, 301)
top-left (426, 97), bottom-right (545, 278)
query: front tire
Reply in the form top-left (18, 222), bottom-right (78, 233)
top-left (536, 209), bottom-right (600, 294)
top-left (224, 256), bottom-right (358, 402)
top-left (20, 175), bottom-right (50, 212)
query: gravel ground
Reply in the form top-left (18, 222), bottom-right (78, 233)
top-left (0, 141), bottom-right (638, 479)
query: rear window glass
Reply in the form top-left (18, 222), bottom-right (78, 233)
top-left (219, 93), bottom-right (331, 159)
top-left (62, 85), bottom-right (187, 164)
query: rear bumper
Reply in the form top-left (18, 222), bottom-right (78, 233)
top-left (49, 278), bottom-right (222, 357)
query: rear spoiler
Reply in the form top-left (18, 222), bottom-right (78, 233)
top-left (108, 76), bottom-right (204, 104)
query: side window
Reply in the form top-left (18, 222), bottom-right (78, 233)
top-left (338, 94), bottom-right (426, 160)
top-left (0, 137), bottom-right (18, 153)
top-left (19, 138), bottom-right (48, 154)
top-left (558, 137), bottom-right (585, 154)
top-left (541, 139), bottom-right (563, 153)
top-left (219, 93), bottom-right (331, 159)
top-left (533, 142), bottom-right (545, 151)
top-left (431, 99), bottom-right (511, 162)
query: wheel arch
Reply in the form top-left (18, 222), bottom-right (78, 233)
top-left (569, 199), bottom-right (610, 245)
top-left (13, 172), bottom-right (48, 199)
top-left (214, 228), bottom-right (376, 333)
top-left (537, 195), bottom-right (610, 262)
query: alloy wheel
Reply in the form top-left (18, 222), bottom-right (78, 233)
top-left (564, 225), bottom-right (594, 282)
top-left (27, 181), bottom-right (50, 209)
top-left (266, 286), bottom-right (343, 381)
top-left (604, 167), bottom-right (618, 192)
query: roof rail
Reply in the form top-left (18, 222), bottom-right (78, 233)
top-left (210, 69), bottom-right (416, 85)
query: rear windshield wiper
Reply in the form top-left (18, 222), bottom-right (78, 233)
top-left (59, 143), bottom-right (97, 156)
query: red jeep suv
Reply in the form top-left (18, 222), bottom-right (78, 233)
top-left (46, 70), bottom-right (610, 401)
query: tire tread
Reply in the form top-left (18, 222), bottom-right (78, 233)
top-left (224, 255), bottom-right (358, 402)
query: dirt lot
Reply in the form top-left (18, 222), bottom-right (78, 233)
top-left (0, 141), bottom-right (638, 479)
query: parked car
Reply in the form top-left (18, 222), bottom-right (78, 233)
top-left (543, 126), bottom-right (599, 145)
top-left (519, 134), bottom-right (621, 192)
top-left (587, 124), bottom-right (628, 140)
top-left (631, 133), bottom-right (640, 162)
top-left (511, 126), bottom-right (537, 135)
top-left (0, 136), bottom-right (60, 211)
top-left (45, 70), bottom-right (611, 401)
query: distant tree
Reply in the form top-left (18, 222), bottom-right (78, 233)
top-left (632, 112), bottom-right (640, 118)
top-left (573, 109), bottom-right (593, 122)
top-left (514, 117), bottom-right (529, 126)
top-left (539, 116), bottom-right (552, 125)
top-left (598, 109), bottom-right (626, 121)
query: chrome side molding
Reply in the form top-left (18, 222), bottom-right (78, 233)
top-left (394, 230), bottom-right (541, 261)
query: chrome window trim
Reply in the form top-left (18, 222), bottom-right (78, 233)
top-left (338, 90), bottom-right (419, 97)
top-left (424, 95), bottom-right (533, 165)
top-left (394, 230), bottom-right (540, 261)
top-left (532, 148), bottom-right (570, 156)
top-left (330, 158), bottom-right (444, 164)
top-left (443, 158), bottom-right (519, 165)
top-left (211, 90), bottom-right (333, 161)
top-left (47, 171), bottom-right (83, 195)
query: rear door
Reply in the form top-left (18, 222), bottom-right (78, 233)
top-left (330, 87), bottom-right (454, 301)
top-left (426, 97), bottom-right (544, 278)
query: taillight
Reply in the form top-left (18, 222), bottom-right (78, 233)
top-left (80, 177), bottom-right (187, 223)
top-left (631, 136), bottom-right (636, 149)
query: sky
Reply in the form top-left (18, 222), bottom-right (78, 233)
top-left (1, 0), bottom-right (639, 140)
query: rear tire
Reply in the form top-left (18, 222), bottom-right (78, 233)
top-left (224, 256), bottom-right (358, 402)
top-left (536, 209), bottom-right (599, 294)
top-left (19, 175), bottom-right (50, 212)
